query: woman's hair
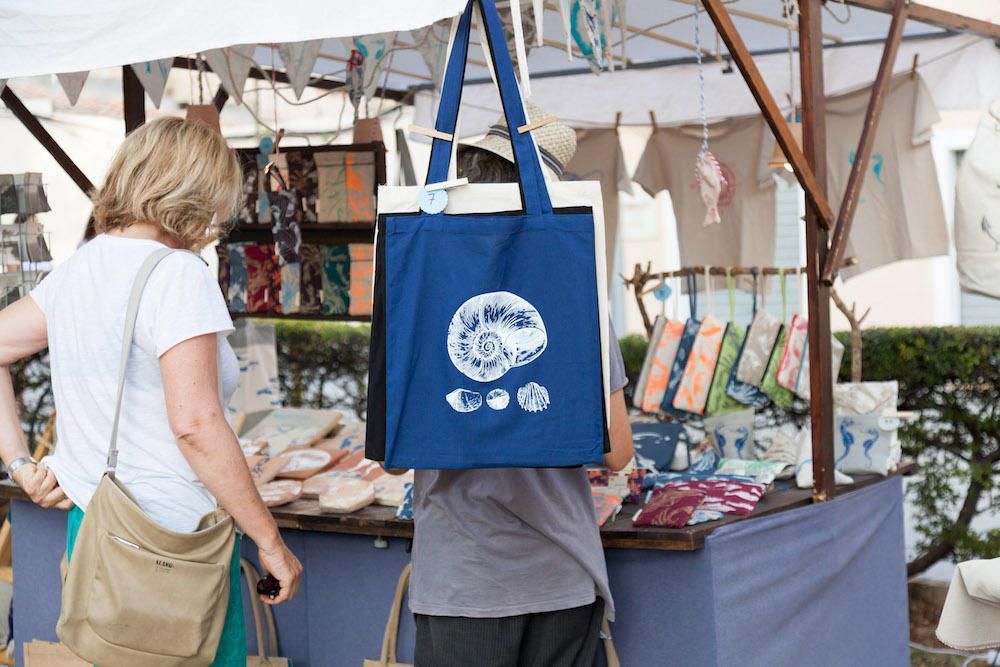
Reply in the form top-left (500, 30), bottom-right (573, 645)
top-left (92, 117), bottom-right (242, 251)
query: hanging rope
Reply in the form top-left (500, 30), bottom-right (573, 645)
top-left (693, 0), bottom-right (709, 155)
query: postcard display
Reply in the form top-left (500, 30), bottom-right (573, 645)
top-left (218, 143), bottom-right (386, 320)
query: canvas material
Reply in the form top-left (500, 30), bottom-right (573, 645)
top-left (954, 99), bottom-right (1000, 298)
top-left (833, 381), bottom-right (898, 415)
top-left (725, 331), bottom-right (771, 408)
top-left (367, 0), bottom-right (609, 469)
top-left (228, 320), bottom-right (281, 415)
top-left (705, 408), bottom-right (756, 460)
top-left (639, 319), bottom-right (685, 413)
top-left (659, 318), bottom-right (700, 415)
top-left (705, 324), bottom-right (746, 416)
top-left (776, 313), bottom-right (808, 391)
top-left (631, 316), bottom-right (666, 410)
top-left (672, 315), bottom-right (726, 415)
top-left (735, 310), bottom-right (782, 386)
top-left (937, 557), bottom-right (1000, 652)
top-left (834, 414), bottom-right (895, 476)
top-left (631, 422), bottom-right (688, 472)
top-left (364, 564), bottom-right (414, 667)
top-left (57, 249), bottom-right (236, 666)
top-left (760, 327), bottom-right (794, 409)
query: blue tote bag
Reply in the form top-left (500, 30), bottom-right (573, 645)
top-left (366, 0), bottom-right (609, 469)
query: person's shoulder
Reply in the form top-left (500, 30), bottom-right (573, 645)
top-left (148, 248), bottom-right (213, 286)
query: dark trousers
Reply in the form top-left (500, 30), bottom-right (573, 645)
top-left (414, 600), bottom-right (604, 667)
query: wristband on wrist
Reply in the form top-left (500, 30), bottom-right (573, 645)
top-left (7, 457), bottom-right (37, 481)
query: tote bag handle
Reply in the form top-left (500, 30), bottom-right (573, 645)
top-left (424, 0), bottom-right (553, 216)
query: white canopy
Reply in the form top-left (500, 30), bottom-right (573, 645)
top-left (0, 0), bottom-right (467, 79)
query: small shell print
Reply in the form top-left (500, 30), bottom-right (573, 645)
top-left (517, 382), bottom-right (550, 413)
top-left (447, 291), bottom-right (547, 383)
top-left (486, 388), bottom-right (510, 410)
top-left (446, 388), bottom-right (483, 413)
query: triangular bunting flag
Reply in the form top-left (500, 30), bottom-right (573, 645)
top-left (278, 40), bottom-right (323, 99)
top-left (340, 32), bottom-right (395, 109)
top-left (56, 71), bottom-right (89, 106)
top-left (203, 45), bottom-right (256, 105)
top-left (410, 20), bottom-right (452, 90)
top-left (130, 59), bottom-right (173, 108)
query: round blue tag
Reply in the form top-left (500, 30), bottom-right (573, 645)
top-left (418, 188), bottom-right (449, 214)
top-left (653, 283), bottom-right (672, 302)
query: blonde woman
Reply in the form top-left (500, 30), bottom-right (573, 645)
top-left (0, 117), bottom-right (302, 665)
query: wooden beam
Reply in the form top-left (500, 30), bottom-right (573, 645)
top-left (122, 65), bottom-right (146, 133)
top-left (844, 0), bottom-right (1000, 40)
top-left (700, 0), bottom-right (836, 230)
top-left (822, 0), bottom-right (907, 283)
top-left (0, 86), bottom-right (95, 196)
top-left (799, 0), bottom-right (836, 502)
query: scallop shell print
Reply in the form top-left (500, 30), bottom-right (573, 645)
top-left (517, 382), bottom-right (550, 413)
top-left (446, 388), bottom-right (482, 413)
top-left (486, 388), bottom-right (510, 410)
top-left (447, 291), bottom-right (547, 383)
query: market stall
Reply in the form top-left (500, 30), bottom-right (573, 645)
top-left (1, 1), bottom-right (999, 666)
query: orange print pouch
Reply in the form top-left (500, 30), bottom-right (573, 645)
top-left (672, 267), bottom-right (728, 416)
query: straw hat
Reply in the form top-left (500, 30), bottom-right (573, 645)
top-left (460, 101), bottom-right (577, 179)
top-left (936, 558), bottom-right (1000, 651)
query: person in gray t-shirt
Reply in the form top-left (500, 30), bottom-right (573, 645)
top-left (409, 110), bottom-right (635, 667)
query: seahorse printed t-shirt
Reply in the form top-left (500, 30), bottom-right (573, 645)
top-left (633, 117), bottom-right (778, 268)
top-left (826, 74), bottom-right (948, 276)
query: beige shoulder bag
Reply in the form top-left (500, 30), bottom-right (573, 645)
top-left (364, 563), bottom-right (412, 667)
top-left (241, 559), bottom-right (291, 667)
top-left (56, 248), bottom-right (237, 667)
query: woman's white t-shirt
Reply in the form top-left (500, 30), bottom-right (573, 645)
top-left (30, 234), bottom-right (239, 533)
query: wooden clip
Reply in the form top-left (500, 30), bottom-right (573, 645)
top-left (649, 111), bottom-right (658, 130)
top-left (424, 177), bottom-right (469, 192)
top-left (614, 111), bottom-right (622, 129)
top-left (910, 53), bottom-right (919, 80)
top-left (408, 124), bottom-right (453, 141)
top-left (517, 115), bottom-right (557, 134)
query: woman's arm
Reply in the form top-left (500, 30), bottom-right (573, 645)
top-left (0, 297), bottom-right (72, 508)
top-left (160, 333), bottom-right (302, 604)
top-left (603, 389), bottom-right (633, 471)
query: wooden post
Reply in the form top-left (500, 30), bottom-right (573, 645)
top-left (821, 0), bottom-right (907, 283)
top-left (700, 0), bottom-right (835, 230)
top-left (799, 0), bottom-right (836, 501)
top-left (0, 86), bottom-right (95, 196)
top-left (122, 65), bottom-right (146, 133)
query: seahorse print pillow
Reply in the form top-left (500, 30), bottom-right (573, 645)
top-left (704, 408), bottom-right (757, 460)
top-left (834, 414), bottom-right (894, 476)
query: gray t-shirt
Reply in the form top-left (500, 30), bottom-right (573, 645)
top-left (410, 328), bottom-right (628, 620)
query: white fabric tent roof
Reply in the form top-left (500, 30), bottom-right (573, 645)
top-left (0, 0), bottom-right (467, 79)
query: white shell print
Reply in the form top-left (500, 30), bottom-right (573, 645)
top-left (447, 291), bottom-right (547, 383)
top-left (517, 382), bottom-right (550, 413)
top-left (486, 388), bottom-right (510, 410)
top-left (446, 388), bottom-right (483, 413)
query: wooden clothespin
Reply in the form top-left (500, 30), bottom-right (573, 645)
top-left (649, 111), bottom-right (658, 131)
top-left (273, 128), bottom-right (285, 153)
top-left (614, 111), bottom-right (622, 130)
top-left (910, 53), bottom-right (919, 80)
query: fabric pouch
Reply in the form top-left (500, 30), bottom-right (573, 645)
top-left (631, 421), bottom-right (689, 472)
top-left (673, 269), bottom-right (726, 415)
top-left (633, 488), bottom-right (706, 528)
top-left (759, 270), bottom-right (795, 409)
top-left (834, 414), bottom-right (897, 476)
top-left (777, 313), bottom-right (809, 391)
top-left (664, 479), bottom-right (765, 515)
top-left (706, 270), bottom-right (749, 416)
top-left (632, 316), bottom-right (667, 410)
top-left (660, 274), bottom-right (701, 415)
top-left (639, 318), bottom-right (686, 413)
top-left (735, 309), bottom-right (782, 386)
top-left (794, 336), bottom-right (846, 401)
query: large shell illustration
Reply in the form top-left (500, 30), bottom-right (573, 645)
top-left (517, 382), bottom-right (550, 413)
top-left (446, 388), bottom-right (482, 413)
top-left (447, 291), bottom-right (547, 383)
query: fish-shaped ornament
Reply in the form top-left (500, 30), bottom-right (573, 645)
top-left (695, 151), bottom-right (726, 227)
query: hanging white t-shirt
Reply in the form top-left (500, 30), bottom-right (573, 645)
top-left (30, 234), bottom-right (239, 533)
top-left (826, 74), bottom-right (949, 276)
top-left (633, 117), bottom-right (778, 268)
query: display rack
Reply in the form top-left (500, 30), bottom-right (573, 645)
top-left (219, 142), bottom-right (386, 323)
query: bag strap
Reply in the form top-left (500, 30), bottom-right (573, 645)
top-left (602, 618), bottom-right (621, 667)
top-left (726, 268), bottom-right (736, 322)
top-left (750, 268), bottom-right (759, 318)
top-left (686, 272), bottom-right (697, 320)
top-left (779, 268), bottom-right (788, 323)
top-left (106, 247), bottom-right (179, 474)
top-left (240, 558), bottom-right (281, 660)
top-left (704, 267), bottom-right (714, 316)
top-left (425, 0), bottom-right (552, 215)
top-left (380, 563), bottom-right (412, 664)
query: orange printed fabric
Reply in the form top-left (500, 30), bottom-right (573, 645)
top-left (672, 315), bottom-right (726, 415)
top-left (348, 243), bottom-right (374, 316)
top-left (640, 320), bottom-right (687, 413)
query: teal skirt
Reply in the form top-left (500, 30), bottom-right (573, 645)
top-left (66, 506), bottom-right (246, 666)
